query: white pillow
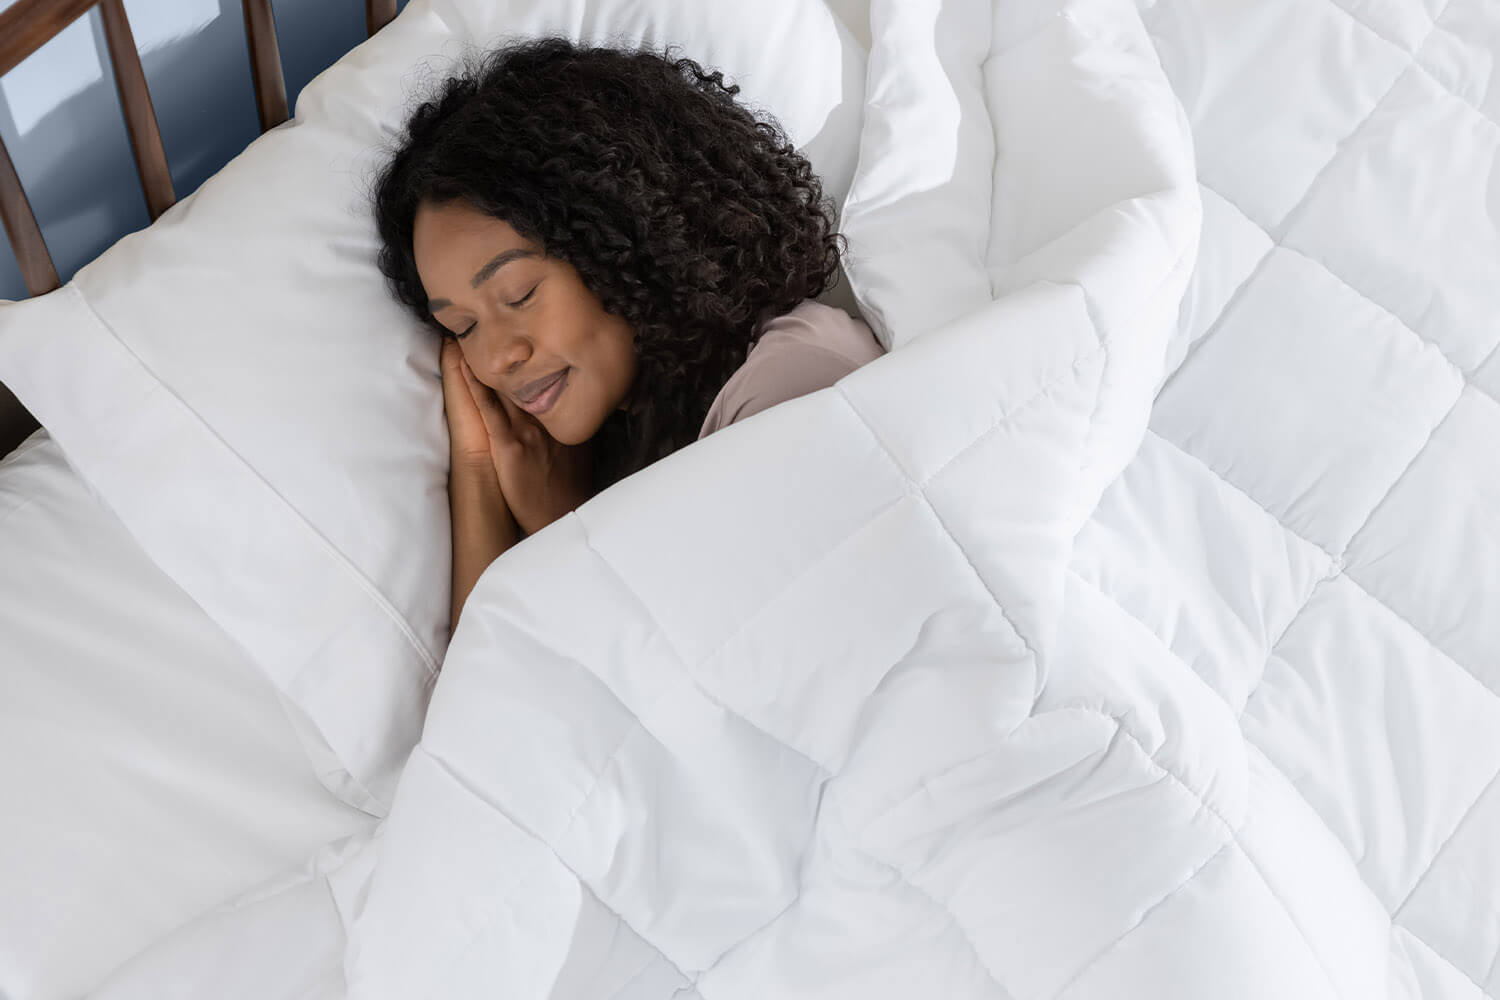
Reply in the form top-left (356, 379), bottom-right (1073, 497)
top-left (0, 0), bottom-right (867, 815)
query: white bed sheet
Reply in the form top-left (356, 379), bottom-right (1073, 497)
top-left (0, 430), bottom-right (376, 1000)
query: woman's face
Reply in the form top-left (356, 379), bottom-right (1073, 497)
top-left (413, 198), bottom-right (638, 446)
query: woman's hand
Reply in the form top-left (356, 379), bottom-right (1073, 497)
top-left (441, 338), bottom-right (498, 471)
top-left (454, 348), bottom-right (595, 537)
top-left (442, 340), bottom-right (521, 633)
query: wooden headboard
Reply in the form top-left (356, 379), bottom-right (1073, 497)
top-left (0, 0), bottom-right (399, 461)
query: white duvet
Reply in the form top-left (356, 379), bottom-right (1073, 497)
top-left (87, 0), bottom-right (1500, 994)
top-left (336, 0), bottom-right (1215, 993)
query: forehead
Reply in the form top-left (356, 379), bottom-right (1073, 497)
top-left (412, 200), bottom-right (532, 279)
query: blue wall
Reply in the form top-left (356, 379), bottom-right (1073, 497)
top-left (0, 0), bottom-right (409, 301)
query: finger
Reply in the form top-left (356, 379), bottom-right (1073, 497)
top-left (440, 342), bottom-right (476, 413)
top-left (442, 339), bottom-right (470, 381)
top-left (459, 356), bottom-right (513, 440)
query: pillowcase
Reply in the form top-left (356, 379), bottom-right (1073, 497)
top-left (0, 0), bottom-right (867, 815)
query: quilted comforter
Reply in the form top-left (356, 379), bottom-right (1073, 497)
top-left (93, 0), bottom-right (1500, 995)
top-left (347, 0), bottom-right (1228, 993)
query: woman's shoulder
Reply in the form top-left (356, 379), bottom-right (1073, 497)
top-left (698, 300), bottom-right (887, 439)
top-left (752, 300), bottom-right (885, 367)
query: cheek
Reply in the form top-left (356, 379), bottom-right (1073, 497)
top-left (552, 322), bottom-right (633, 444)
top-left (566, 311), bottom-right (633, 395)
top-left (600, 319), bottom-right (637, 389)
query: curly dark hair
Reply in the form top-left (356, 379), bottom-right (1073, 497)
top-left (372, 36), bottom-right (846, 491)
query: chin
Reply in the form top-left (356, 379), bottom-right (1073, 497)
top-left (548, 425), bottom-right (589, 447)
top-left (543, 409), bottom-right (598, 447)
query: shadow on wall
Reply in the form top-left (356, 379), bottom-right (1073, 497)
top-left (0, 0), bottom-right (404, 301)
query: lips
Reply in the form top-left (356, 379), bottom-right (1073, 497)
top-left (514, 368), bottom-right (569, 415)
top-left (513, 367), bottom-right (564, 401)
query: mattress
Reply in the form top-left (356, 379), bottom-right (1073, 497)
top-left (0, 430), bottom-right (376, 999)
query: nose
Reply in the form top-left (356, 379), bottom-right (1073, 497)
top-left (471, 324), bottom-right (533, 390)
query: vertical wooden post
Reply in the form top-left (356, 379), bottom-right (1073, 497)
top-left (242, 0), bottom-right (289, 132)
top-left (98, 0), bottom-right (176, 220)
top-left (0, 136), bottom-right (60, 296)
top-left (367, 0), bottom-right (397, 37)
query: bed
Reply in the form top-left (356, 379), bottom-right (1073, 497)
top-left (1, 0), bottom-right (1496, 996)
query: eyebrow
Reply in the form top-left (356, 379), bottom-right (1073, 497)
top-left (427, 248), bottom-right (539, 313)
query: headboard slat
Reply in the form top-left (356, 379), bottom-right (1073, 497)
top-left (99, 0), bottom-right (176, 220)
top-left (367, 0), bottom-right (397, 36)
top-left (0, 0), bottom-right (97, 77)
top-left (0, 137), bottom-right (61, 297)
top-left (242, 0), bottom-right (290, 132)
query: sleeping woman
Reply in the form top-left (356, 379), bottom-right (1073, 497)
top-left (371, 37), bottom-right (885, 635)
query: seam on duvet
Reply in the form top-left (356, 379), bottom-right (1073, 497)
top-left (918, 235), bottom-right (1199, 493)
top-left (577, 528), bottom-right (834, 777)
top-left (571, 523), bottom-right (697, 675)
top-left (829, 714), bottom-right (1354, 1000)
top-left (1413, 58), bottom-right (1500, 134)
top-left (0, 435), bottom-right (54, 527)
top-left (827, 798), bottom-right (1019, 999)
top-left (1335, 387), bottom-right (1460, 558)
top-left (1152, 234), bottom-right (1275, 401)
top-left (1190, 183), bottom-right (1499, 410)
top-left (1074, 298), bottom-right (1108, 501)
top-left (1233, 569), bottom-right (1336, 722)
top-left (830, 385), bottom-right (1039, 663)
top-left (1269, 60), bottom-right (1425, 244)
top-left (1474, 325), bottom-right (1500, 390)
top-left (638, 473), bottom-right (913, 702)
top-left (0, 493), bottom-right (41, 530)
top-left (1339, 570), bottom-right (1499, 697)
top-left (1241, 742), bottom-right (1379, 1000)
top-left (1276, 241), bottom-right (1497, 403)
top-left (1160, 51), bottom-right (1430, 403)
top-left (1148, 430), bottom-right (1338, 562)
top-left (1036, 707), bottom-right (1351, 997)
top-left (1053, 839), bottom-right (1237, 998)
top-left (468, 551), bottom-right (693, 852)
top-left (1315, 0), bottom-right (1413, 53)
top-left (1233, 727), bottom-right (1497, 944)
top-left (415, 742), bottom-right (696, 1000)
top-left (1241, 721), bottom-right (1401, 926)
top-left (1149, 424), bottom-right (1499, 717)
top-left (1391, 761), bottom-right (1500, 922)
top-left (893, 683), bottom-right (1349, 998)
top-left (919, 339), bottom-right (1106, 491)
top-left (911, 488), bottom-right (1040, 665)
top-left (69, 285), bottom-right (440, 679)
top-left (1311, 0), bottom-right (1497, 139)
top-left (989, 185), bottom-right (1189, 308)
top-left (1391, 923), bottom-right (1495, 999)
top-left (1059, 562), bottom-right (1283, 737)
top-left (1229, 391), bottom-right (1457, 721)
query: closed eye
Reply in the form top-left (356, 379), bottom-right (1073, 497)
top-left (452, 284), bottom-right (538, 340)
